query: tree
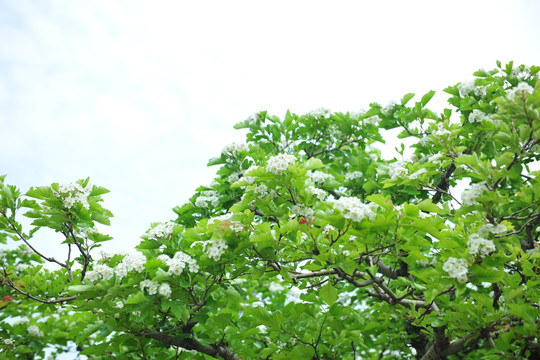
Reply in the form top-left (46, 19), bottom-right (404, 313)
top-left (1, 61), bottom-right (539, 360)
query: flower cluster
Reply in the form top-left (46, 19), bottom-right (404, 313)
top-left (195, 191), bottom-right (220, 208)
top-left (433, 123), bottom-right (451, 136)
top-left (158, 283), bottom-right (172, 298)
top-left (468, 234), bottom-right (496, 257)
top-left (511, 65), bottom-right (531, 79)
top-left (221, 142), bottom-right (249, 156)
top-left (345, 171), bottom-right (363, 181)
top-left (140, 280), bottom-right (171, 298)
top-left (208, 213), bottom-right (243, 232)
top-left (307, 107), bottom-right (331, 118)
top-left (409, 168), bottom-right (427, 180)
top-left (307, 170), bottom-right (333, 184)
top-left (388, 160), bottom-right (407, 180)
top-left (308, 185), bottom-right (327, 200)
top-left (291, 204), bottom-right (314, 219)
top-left (140, 279), bottom-right (158, 295)
top-left (442, 257), bottom-right (468, 283)
top-left (478, 223), bottom-right (507, 236)
top-left (12, 317), bottom-right (29, 326)
top-left (115, 253), bottom-right (147, 279)
top-left (86, 264), bottom-right (114, 282)
top-left (202, 239), bottom-right (228, 261)
top-left (27, 325), bottom-right (44, 337)
top-left (158, 251), bottom-right (199, 275)
top-left (332, 196), bottom-right (376, 223)
top-left (457, 80), bottom-right (486, 97)
top-left (461, 182), bottom-right (487, 206)
top-left (382, 100), bottom-right (397, 114)
top-left (507, 82), bottom-right (534, 101)
top-left (266, 154), bottom-right (296, 175)
top-left (364, 115), bottom-right (381, 125)
top-left (56, 182), bottom-right (90, 209)
top-left (253, 184), bottom-right (268, 197)
top-left (239, 165), bottom-right (259, 185)
top-left (468, 109), bottom-right (496, 124)
top-left (147, 222), bottom-right (175, 240)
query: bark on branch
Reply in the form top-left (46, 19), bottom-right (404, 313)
top-left (143, 332), bottom-right (240, 360)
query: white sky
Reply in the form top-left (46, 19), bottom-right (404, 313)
top-left (1, 0), bottom-right (539, 261)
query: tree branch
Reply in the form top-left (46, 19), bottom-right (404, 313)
top-left (142, 332), bottom-right (240, 360)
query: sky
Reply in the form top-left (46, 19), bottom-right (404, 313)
top-left (1, 0), bottom-right (539, 262)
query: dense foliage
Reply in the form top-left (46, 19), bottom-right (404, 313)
top-left (1, 61), bottom-right (540, 359)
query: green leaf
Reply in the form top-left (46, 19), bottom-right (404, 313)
top-left (420, 90), bottom-right (436, 106)
top-left (303, 157), bottom-right (324, 170)
top-left (319, 282), bottom-right (338, 305)
top-left (125, 291), bottom-right (147, 305)
top-left (470, 265), bottom-right (504, 283)
top-left (207, 157), bottom-right (225, 166)
top-left (417, 199), bottom-right (444, 214)
top-left (400, 93), bottom-right (415, 105)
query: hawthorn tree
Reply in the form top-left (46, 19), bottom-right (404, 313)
top-left (1, 61), bottom-right (539, 359)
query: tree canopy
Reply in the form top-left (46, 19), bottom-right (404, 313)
top-left (1, 61), bottom-right (540, 359)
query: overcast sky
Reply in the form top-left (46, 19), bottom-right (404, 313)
top-left (1, 0), bottom-right (539, 260)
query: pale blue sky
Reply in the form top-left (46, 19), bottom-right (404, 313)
top-left (1, 0), bottom-right (539, 260)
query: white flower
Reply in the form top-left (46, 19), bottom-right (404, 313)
top-left (474, 85), bottom-right (487, 97)
top-left (468, 234), bottom-right (496, 257)
top-left (382, 100), bottom-right (397, 114)
top-left (345, 171), bottom-right (363, 181)
top-left (228, 172), bottom-right (241, 183)
top-left (208, 214), bottom-right (243, 233)
top-left (468, 109), bottom-right (496, 124)
top-left (203, 239), bottom-right (228, 261)
top-left (27, 325), bottom-right (43, 337)
top-left (307, 170), bottom-right (333, 184)
top-left (3, 338), bottom-right (14, 345)
top-left (57, 182), bottom-right (91, 209)
top-left (308, 107), bottom-right (331, 118)
top-left (388, 160), bottom-right (407, 180)
top-left (114, 263), bottom-right (128, 279)
top-left (266, 154), bottom-right (296, 175)
top-left (160, 251), bottom-right (199, 275)
top-left (458, 80), bottom-right (475, 96)
top-left (291, 204), bottom-right (314, 218)
top-left (461, 182), bottom-right (487, 206)
top-left (364, 115), bottom-right (381, 125)
top-left (322, 224), bottom-right (336, 234)
top-left (221, 142), bottom-right (249, 156)
top-left (427, 153), bottom-right (443, 163)
top-left (12, 317), bottom-right (29, 326)
top-left (511, 65), bottom-right (531, 79)
top-left (148, 222), bottom-right (175, 240)
top-left (409, 168), bottom-right (427, 180)
top-left (284, 287), bottom-right (306, 305)
top-left (158, 283), bottom-right (172, 298)
top-left (308, 186), bottom-right (327, 200)
top-left (195, 191), bottom-right (220, 208)
top-left (86, 264), bottom-right (114, 282)
top-left (332, 197), bottom-right (376, 223)
top-left (478, 223), bottom-right (507, 236)
top-left (442, 257), bottom-right (468, 283)
top-left (268, 282), bottom-right (285, 292)
top-left (253, 184), bottom-right (268, 197)
top-left (507, 82), bottom-right (534, 101)
top-left (115, 301), bottom-right (124, 309)
top-left (140, 280), bottom-right (158, 295)
top-left (434, 123), bottom-right (451, 136)
top-left (122, 253), bottom-right (146, 272)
